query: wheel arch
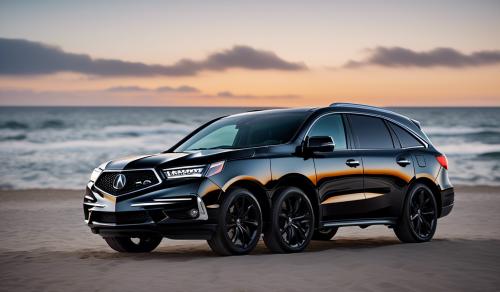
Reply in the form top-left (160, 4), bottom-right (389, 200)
top-left (223, 179), bottom-right (272, 227)
top-left (271, 173), bottom-right (320, 228)
top-left (408, 177), bottom-right (442, 217)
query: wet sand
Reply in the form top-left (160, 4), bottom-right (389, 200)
top-left (0, 186), bottom-right (499, 291)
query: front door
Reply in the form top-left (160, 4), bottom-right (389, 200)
top-left (307, 114), bottom-right (364, 221)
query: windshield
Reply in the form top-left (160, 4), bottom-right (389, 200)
top-left (173, 111), bottom-right (309, 152)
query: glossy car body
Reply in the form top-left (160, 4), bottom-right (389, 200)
top-left (84, 103), bottom-right (454, 253)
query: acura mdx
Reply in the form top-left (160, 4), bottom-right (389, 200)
top-left (84, 103), bottom-right (454, 255)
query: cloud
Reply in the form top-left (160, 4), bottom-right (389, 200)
top-left (156, 85), bottom-right (199, 93)
top-left (215, 91), bottom-right (300, 99)
top-left (0, 87), bottom-right (301, 105)
top-left (343, 47), bottom-right (500, 68)
top-left (0, 38), bottom-right (307, 76)
top-left (106, 85), bottom-right (200, 93)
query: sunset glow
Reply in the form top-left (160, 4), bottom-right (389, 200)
top-left (1, 0), bottom-right (499, 107)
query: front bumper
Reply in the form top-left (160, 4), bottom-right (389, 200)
top-left (83, 178), bottom-right (222, 239)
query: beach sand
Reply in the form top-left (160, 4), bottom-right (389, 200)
top-left (0, 186), bottom-right (499, 292)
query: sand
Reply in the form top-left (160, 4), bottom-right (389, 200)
top-left (0, 186), bottom-right (499, 292)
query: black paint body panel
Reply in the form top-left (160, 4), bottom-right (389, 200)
top-left (84, 104), bottom-right (454, 239)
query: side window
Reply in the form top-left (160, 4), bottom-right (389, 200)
top-left (389, 122), bottom-right (423, 148)
top-left (308, 114), bottom-right (347, 150)
top-left (348, 114), bottom-right (394, 149)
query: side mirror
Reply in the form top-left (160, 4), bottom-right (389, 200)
top-left (305, 136), bottom-right (335, 153)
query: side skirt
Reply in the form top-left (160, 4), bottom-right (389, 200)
top-left (320, 217), bottom-right (397, 228)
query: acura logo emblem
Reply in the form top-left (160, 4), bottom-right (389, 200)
top-left (113, 174), bottom-right (127, 190)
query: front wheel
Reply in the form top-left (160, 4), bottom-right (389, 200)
top-left (207, 188), bottom-right (263, 256)
top-left (264, 187), bottom-right (315, 253)
top-left (394, 183), bottom-right (438, 243)
top-left (104, 235), bottom-right (162, 253)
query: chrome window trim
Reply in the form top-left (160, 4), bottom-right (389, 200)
top-left (303, 111), bottom-right (429, 149)
top-left (93, 168), bottom-right (162, 197)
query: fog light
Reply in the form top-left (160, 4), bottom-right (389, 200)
top-left (189, 208), bottom-right (199, 218)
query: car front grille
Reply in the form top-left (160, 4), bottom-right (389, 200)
top-left (94, 170), bottom-right (160, 196)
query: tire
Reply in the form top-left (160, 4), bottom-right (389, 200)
top-left (394, 183), bottom-right (438, 243)
top-left (207, 188), bottom-right (263, 256)
top-left (312, 227), bottom-right (338, 241)
top-left (264, 187), bottom-right (315, 253)
top-left (104, 235), bottom-right (162, 253)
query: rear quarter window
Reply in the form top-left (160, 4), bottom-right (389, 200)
top-left (388, 122), bottom-right (424, 148)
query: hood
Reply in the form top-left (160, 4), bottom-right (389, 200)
top-left (104, 148), bottom-right (256, 170)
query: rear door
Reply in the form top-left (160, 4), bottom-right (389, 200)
top-left (347, 114), bottom-right (415, 218)
top-left (307, 114), bottom-right (364, 220)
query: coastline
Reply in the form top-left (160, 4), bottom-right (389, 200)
top-left (0, 186), bottom-right (499, 291)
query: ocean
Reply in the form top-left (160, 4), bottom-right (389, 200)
top-left (0, 106), bottom-right (499, 189)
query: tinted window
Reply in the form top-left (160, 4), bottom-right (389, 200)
top-left (389, 122), bottom-right (423, 148)
top-left (348, 115), bottom-right (394, 149)
top-left (174, 111), bottom-right (308, 151)
top-left (309, 114), bottom-right (347, 150)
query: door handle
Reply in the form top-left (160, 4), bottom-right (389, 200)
top-left (346, 159), bottom-right (360, 167)
top-left (397, 158), bottom-right (411, 167)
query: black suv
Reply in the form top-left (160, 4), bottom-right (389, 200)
top-left (84, 103), bottom-right (454, 255)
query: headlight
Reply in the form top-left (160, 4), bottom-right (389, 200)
top-left (163, 161), bottom-right (225, 179)
top-left (89, 162), bottom-right (109, 182)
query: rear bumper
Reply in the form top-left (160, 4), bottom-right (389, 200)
top-left (439, 187), bottom-right (454, 218)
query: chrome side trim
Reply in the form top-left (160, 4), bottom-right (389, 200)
top-left (91, 220), bottom-right (155, 227)
top-left (130, 195), bottom-right (208, 221)
top-left (84, 195), bottom-right (94, 200)
top-left (83, 202), bottom-right (105, 208)
top-left (131, 202), bottom-right (176, 207)
top-left (154, 197), bottom-right (193, 202)
top-left (94, 168), bottom-right (162, 197)
top-left (322, 219), bottom-right (395, 227)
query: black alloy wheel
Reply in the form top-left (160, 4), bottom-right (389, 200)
top-left (208, 188), bottom-right (263, 255)
top-left (394, 183), bottom-right (438, 243)
top-left (264, 187), bottom-right (314, 253)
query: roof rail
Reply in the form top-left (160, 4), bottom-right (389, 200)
top-left (330, 102), bottom-right (384, 110)
top-left (331, 102), bottom-right (401, 114)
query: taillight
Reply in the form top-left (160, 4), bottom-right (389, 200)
top-left (436, 155), bottom-right (448, 170)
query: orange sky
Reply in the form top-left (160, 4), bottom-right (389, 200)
top-left (1, 1), bottom-right (500, 107)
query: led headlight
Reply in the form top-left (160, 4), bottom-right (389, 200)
top-left (89, 162), bottom-right (109, 182)
top-left (163, 161), bottom-right (225, 179)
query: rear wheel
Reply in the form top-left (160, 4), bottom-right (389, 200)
top-left (104, 235), bottom-right (162, 253)
top-left (207, 188), bottom-right (263, 256)
top-left (394, 183), bottom-right (438, 243)
top-left (264, 187), bottom-right (314, 253)
top-left (312, 227), bottom-right (338, 241)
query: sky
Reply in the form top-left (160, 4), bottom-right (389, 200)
top-left (0, 0), bottom-right (499, 107)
